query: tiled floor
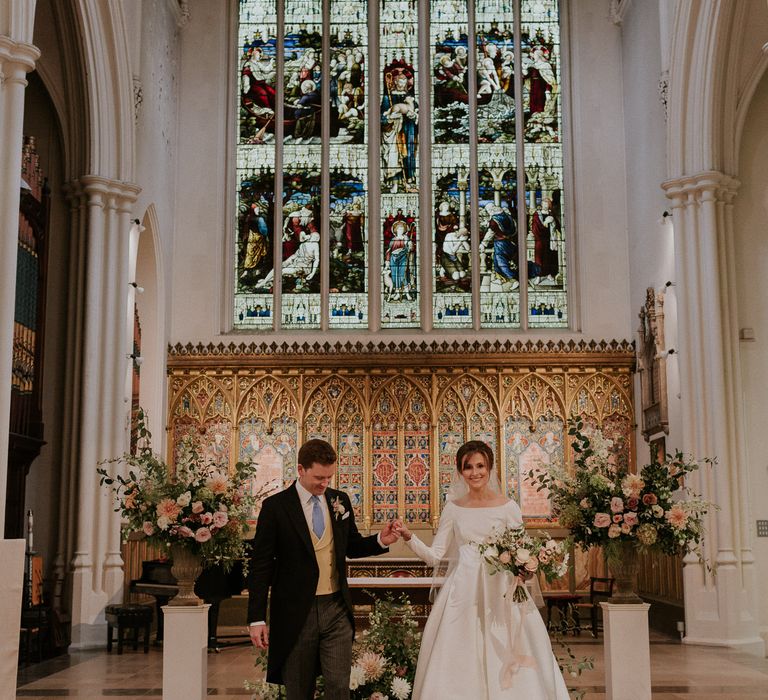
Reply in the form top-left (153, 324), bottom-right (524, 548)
top-left (15, 627), bottom-right (768, 698)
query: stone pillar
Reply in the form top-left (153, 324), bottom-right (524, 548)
top-left (162, 605), bottom-right (210, 700)
top-left (69, 178), bottom-right (140, 649)
top-left (0, 4), bottom-right (40, 532)
top-left (662, 171), bottom-right (764, 655)
top-left (600, 602), bottom-right (652, 700)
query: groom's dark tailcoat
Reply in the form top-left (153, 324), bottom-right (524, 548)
top-left (247, 483), bottom-right (387, 684)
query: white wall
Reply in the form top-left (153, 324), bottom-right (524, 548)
top-left (619, 0), bottom-right (682, 462)
top-left (130, 0), bottom-right (182, 446)
top-left (170, 0), bottom-right (633, 345)
top-left (734, 68), bottom-right (768, 648)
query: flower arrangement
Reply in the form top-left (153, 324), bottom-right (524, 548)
top-left (534, 417), bottom-right (714, 563)
top-left (98, 409), bottom-right (272, 571)
top-left (476, 527), bottom-right (570, 602)
top-left (247, 594), bottom-right (421, 700)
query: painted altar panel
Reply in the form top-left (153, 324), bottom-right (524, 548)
top-left (167, 341), bottom-right (635, 588)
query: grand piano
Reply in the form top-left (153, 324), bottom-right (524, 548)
top-left (130, 555), bottom-right (249, 649)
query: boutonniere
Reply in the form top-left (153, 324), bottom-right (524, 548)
top-left (331, 496), bottom-right (346, 521)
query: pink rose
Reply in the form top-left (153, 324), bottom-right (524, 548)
top-left (192, 501), bottom-right (204, 514)
top-left (620, 523), bottom-right (632, 534)
top-left (623, 512), bottom-right (638, 527)
top-left (594, 512), bottom-right (611, 528)
top-left (194, 527), bottom-right (212, 543)
top-left (608, 523), bottom-right (622, 538)
top-left (212, 511), bottom-right (229, 528)
top-left (142, 521), bottom-right (155, 536)
top-left (642, 493), bottom-right (658, 506)
top-left (177, 526), bottom-right (194, 538)
top-left (200, 512), bottom-right (213, 525)
top-left (498, 551), bottom-right (512, 565)
top-left (612, 514), bottom-right (623, 523)
top-left (626, 497), bottom-right (639, 510)
top-left (610, 497), bottom-right (624, 513)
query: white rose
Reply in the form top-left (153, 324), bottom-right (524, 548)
top-left (652, 504), bottom-right (664, 518)
top-left (483, 545), bottom-right (500, 562)
top-left (156, 515), bottom-right (170, 530)
top-left (545, 539), bottom-right (558, 550)
top-left (514, 548), bottom-right (531, 565)
top-left (176, 491), bottom-right (192, 507)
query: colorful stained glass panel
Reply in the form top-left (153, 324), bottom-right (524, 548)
top-left (380, 0), bottom-right (420, 328)
top-left (235, 0), bottom-right (277, 329)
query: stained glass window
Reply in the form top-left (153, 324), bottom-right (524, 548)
top-left (234, 0), bottom-right (567, 331)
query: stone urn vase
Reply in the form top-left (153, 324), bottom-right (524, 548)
top-left (607, 542), bottom-right (643, 604)
top-left (169, 544), bottom-right (203, 606)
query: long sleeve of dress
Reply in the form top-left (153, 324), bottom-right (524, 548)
top-left (406, 503), bottom-right (455, 567)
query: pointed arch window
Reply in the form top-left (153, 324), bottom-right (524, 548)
top-left (234, 0), bottom-right (568, 331)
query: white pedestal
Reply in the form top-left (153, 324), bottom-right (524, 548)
top-left (600, 602), bottom-right (652, 700)
top-left (161, 604), bottom-right (210, 700)
top-left (0, 540), bottom-right (25, 700)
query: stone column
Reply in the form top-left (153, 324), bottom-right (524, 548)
top-left (69, 178), bottom-right (140, 649)
top-left (662, 170), bottom-right (764, 655)
top-left (0, 5), bottom-right (40, 531)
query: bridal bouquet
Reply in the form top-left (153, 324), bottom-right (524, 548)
top-left (476, 527), bottom-right (569, 602)
top-left (98, 409), bottom-right (272, 571)
top-left (534, 417), bottom-right (714, 562)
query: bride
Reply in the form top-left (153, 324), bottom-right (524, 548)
top-left (395, 440), bottom-right (570, 699)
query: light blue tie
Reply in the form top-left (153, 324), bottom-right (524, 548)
top-left (311, 495), bottom-right (325, 539)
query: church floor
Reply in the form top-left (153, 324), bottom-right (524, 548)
top-left (15, 628), bottom-right (768, 699)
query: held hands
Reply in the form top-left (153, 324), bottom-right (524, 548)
top-left (379, 519), bottom-right (401, 547)
top-left (391, 519), bottom-right (412, 542)
top-left (249, 623), bottom-right (269, 649)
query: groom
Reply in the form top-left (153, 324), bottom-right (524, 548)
top-left (248, 438), bottom-right (399, 699)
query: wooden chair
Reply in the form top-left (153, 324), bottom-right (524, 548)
top-left (574, 577), bottom-right (614, 637)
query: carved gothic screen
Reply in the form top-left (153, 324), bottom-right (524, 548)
top-left (235, 0), bottom-right (568, 331)
top-left (167, 341), bottom-right (633, 537)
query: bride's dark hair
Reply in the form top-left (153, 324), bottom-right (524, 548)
top-left (456, 440), bottom-right (494, 473)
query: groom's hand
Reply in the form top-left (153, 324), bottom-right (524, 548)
top-left (249, 623), bottom-right (269, 649)
top-left (379, 519), bottom-right (400, 546)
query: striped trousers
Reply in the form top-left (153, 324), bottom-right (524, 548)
top-left (282, 592), bottom-right (353, 700)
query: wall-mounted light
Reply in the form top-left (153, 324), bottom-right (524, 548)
top-left (655, 348), bottom-right (676, 360)
top-left (128, 353), bottom-right (144, 367)
top-left (129, 282), bottom-right (145, 294)
top-left (657, 210), bottom-right (673, 226)
top-left (658, 280), bottom-right (675, 295)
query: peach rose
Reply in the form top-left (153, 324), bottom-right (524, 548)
top-left (212, 511), bottom-right (229, 528)
top-left (498, 551), bottom-right (512, 565)
top-left (194, 527), bottom-right (212, 543)
top-left (594, 512), bottom-right (611, 528)
top-left (608, 523), bottom-right (622, 538)
top-left (623, 511), bottom-right (639, 527)
top-left (192, 501), bottom-right (204, 514)
top-left (142, 521), bottom-right (155, 536)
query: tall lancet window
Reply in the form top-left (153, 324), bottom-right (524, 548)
top-left (234, 0), bottom-right (568, 331)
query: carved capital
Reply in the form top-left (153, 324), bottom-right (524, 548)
top-left (662, 170), bottom-right (740, 207)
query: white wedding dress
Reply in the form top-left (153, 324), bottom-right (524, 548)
top-left (407, 500), bottom-right (570, 700)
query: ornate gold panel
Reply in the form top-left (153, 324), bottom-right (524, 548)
top-left (167, 340), bottom-right (636, 534)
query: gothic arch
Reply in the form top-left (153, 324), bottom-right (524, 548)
top-left (667, 1), bottom-right (768, 176)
